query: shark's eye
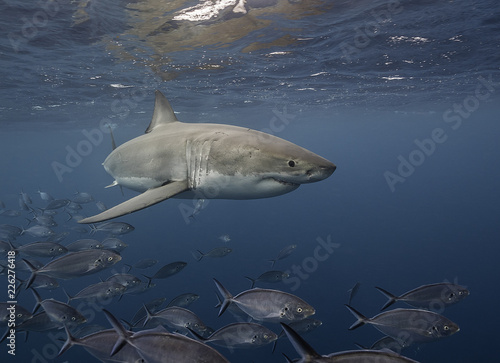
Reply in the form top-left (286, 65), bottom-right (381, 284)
top-left (288, 160), bottom-right (296, 167)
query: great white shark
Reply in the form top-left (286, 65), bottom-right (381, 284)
top-left (79, 91), bottom-right (336, 224)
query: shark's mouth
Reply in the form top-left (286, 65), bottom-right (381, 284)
top-left (270, 178), bottom-right (299, 187)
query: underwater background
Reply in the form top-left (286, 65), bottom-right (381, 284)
top-left (0, 1), bottom-right (499, 362)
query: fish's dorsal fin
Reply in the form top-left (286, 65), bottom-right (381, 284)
top-left (145, 90), bottom-right (179, 133)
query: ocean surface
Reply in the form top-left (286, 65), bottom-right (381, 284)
top-left (0, 1), bottom-right (499, 362)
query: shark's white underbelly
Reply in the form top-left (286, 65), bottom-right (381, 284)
top-left (116, 171), bottom-right (299, 200)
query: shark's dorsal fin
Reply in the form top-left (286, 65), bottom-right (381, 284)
top-left (109, 126), bottom-right (117, 150)
top-left (145, 90), bottom-right (179, 133)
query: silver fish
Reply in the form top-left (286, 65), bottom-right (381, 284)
top-left (66, 239), bottom-right (103, 252)
top-left (282, 318), bottom-right (323, 337)
top-left (16, 241), bottom-right (67, 258)
top-left (19, 275), bottom-right (59, 290)
top-left (193, 247), bottom-right (232, 261)
top-left (214, 279), bottom-right (315, 323)
top-left (65, 281), bottom-right (126, 302)
top-left (245, 270), bottom-right (289, 288)
top-left (106, 273), bottom-right (142, 290)
top-left (281, 323), bottom-right (419, 363)
top-left (32, 290), bottom-right (86, 328)
top-left (0, 224), bottom-right (22, 238)
top-left (21, 225), bottom-right (55, 238)
top-left (20, 190), bottom-right (32, 205)
top-left (375, 283), bottom-right (470, 310)
top-left (345, 305), bottom-right (460, 346)
top-left (143, 305), bottom-right (210, 337)
top-left (72, 192), bottom-right (94, 204)
top-left (127, 258), bottom-right (158, 270)
top-left (44, 199), bottom-right (70, 210)
top-left (95, 201), bottom-right (107, 212)
top-left (90, 222), bottom-right (135, 235)
top-left (37, 188), bottom-right (54, 201)
top-left (146, 261), bottom-right (187, 280)
top-left (24, 250), bottom-right (121, 288)
top-left (268, 244), bottom-right (297, 267)
top-left (30, 215), bottom-right (57, 227)
top-left (101, 237), bottom-right (128, 252)
top-left (0, 210), bottom-right (21, 217)
top-left (0, 303), bottom-right (32, 326)
top-left (166, 293), bottom-right (200, 308)
top-left (16, 311), bottom-right (59, 333)
top-left (192, 322), bottom-right (278, 349)
top-left (58, 325), bottom-right (144, 362)
top-left (103, 309), bottom-right (230, 363)
top-left (45, 231), bottom-right (70, 243)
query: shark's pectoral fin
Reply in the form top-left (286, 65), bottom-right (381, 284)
top-left (78, 180), bottom-right (189, 224)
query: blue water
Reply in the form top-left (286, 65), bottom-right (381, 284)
top-left (1, 1), bottom-right (499, 362)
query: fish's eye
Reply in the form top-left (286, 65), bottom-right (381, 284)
top-left (444, 325), bottom-right (449, 330)
top-left (288, 160), bottom-right (296, 167)
top-left (71, 317), bottom-right (76, 321)
top-left (297, 307), bottom-right (303, 313)
top-left (107, 256), bottom-right (113, 261)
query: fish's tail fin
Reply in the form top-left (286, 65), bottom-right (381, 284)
top-left (268, 259), bottom-right (276, 267)
top-left (191, 250), bottom-right (203, 262)
top-left (213, 278), bottom-right (233, 317)
top-left (124, 264), bottom-right (132, 273)
top-left (30, 288), bottom-right (42, 314)
top-left (58, 325), bottom-right (78, 356)
top-left (244, 276), bottom-right (256, 289)
top-left (375, 286), bottom-right (398, 311)
top-left (23, 259), bottom-right (38, 290)
top-left (88, 223), bottom-right (97, 235)
top-left (141, 274), bottom-right (153, 287)
top-left (345, 304), bottom-right (368, 330)
top-left (102, 309), bottom-right (131, 356)
top-left (280, 323), bottom-right (321, 360)
top-left (62, 288), bottom-right (74, 304)
top-left (142, 303), bottom-right (154, 328)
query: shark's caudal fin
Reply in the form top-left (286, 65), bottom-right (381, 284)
top-left (78, 180), bottom-right (189, 224)
top-left (145, 90), bottom-right (179, 134)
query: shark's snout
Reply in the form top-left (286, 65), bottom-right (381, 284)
top-left (307, 161), bottom-right (336, 182)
